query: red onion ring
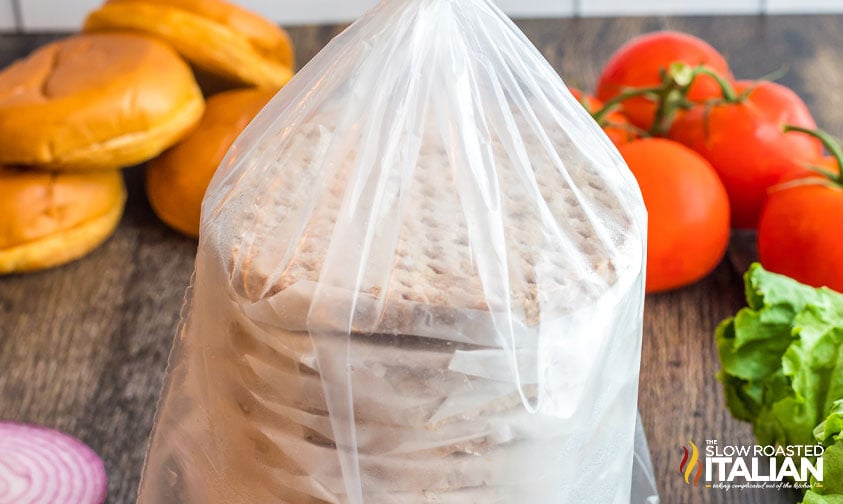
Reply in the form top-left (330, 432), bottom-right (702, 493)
top-left (0, 422), bottom-right (106, 504)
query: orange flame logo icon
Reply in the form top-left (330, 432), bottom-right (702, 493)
top-left (679, 440), bottom-right (704, 487)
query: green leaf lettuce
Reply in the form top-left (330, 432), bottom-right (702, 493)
top-left (716, 263), bottom-right (843, 496)
top-left (802, 401), bottom-right (843, 503)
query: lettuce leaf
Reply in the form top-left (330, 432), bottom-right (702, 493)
top-left (716, 263), bottom-right (843, 490)
top-left (802, 401), bottom-right (843, 502)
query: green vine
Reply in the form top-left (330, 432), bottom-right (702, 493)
top-left (590, 63), bottom-right (737, 137)
top-left (783, 125), bottom-right (843, 187)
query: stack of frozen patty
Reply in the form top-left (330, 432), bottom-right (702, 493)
top-left (182, 102), bottom-right (645, 502)
top-left (140, 98), bottom-right (645, 503)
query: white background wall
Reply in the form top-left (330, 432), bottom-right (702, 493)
top-left (4, 0), bottom-right (843, 31)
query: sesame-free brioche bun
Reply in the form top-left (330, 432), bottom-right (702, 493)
top-left (0, 167), bottom-right (126, 274)
top-left (146, 88), bottom-right (276, 238)
top-left (83, 0), bottom-right (295, 89)
top-left (0, 33), bottom-right (204, 171)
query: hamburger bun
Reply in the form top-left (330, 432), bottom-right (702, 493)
top-left (146, 88), bottom-right (277, 238)
top-left (0, 33), bottom-right (204, 171)
top-left (84, 0), bottom-right (295, 89)
top-left (0, 167), bottom-right (126, 274)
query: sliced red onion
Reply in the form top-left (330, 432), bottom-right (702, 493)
top-left (0, 422), bottom-right (106, 504)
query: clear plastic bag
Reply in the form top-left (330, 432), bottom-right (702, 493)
top-left (632, 413), bottom-right (660, 504)
top-left (138, 0), bottom-right (658, 502)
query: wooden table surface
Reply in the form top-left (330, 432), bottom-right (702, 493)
top-left (2, 14), bottom-right (841, 504)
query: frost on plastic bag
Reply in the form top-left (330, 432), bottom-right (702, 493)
top-left (138, 0), bottom-right (655, 502)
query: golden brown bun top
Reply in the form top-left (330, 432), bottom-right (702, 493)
top-left (0, 33), bottom-right (182, 107)
top-left (146, 87), bottom-right (276, 237)
top-left (192, 87), bottom-right (278, 157)
top-left (154, 86), bottom-right (277, 178)
top-left (104, 0), bottom-right (295, 68)
top-left (0, 167), bottom-right (125, 250)
top-left (0, 33), bottom-right (204, 169)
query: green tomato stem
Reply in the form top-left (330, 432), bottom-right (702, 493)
top-left (783, 125), bottom-right (843, 186)
top-left (693, 67), bottom-right (739, 102)
top-left (591, 86), bottom-right (662, 124)
top-left (648, 84), bottom-right (684, 136)
top-left (590, 64), bottom-right (734, 136)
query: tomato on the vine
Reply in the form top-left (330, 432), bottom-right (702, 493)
top-left (758, 129), bottom-right (843, 292)
top-left (669, 80), bottom-right (822, 229)
top-left (618, 138), bottom-right (730, 293)
top-left (569, 88), bottom-right (638, 147)
top-left (596, 31), bottom-right (732, 131)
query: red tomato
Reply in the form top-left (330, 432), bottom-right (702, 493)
top-left (618, 138), bottom-right (731, 293)
top-left (596, 31), bottom-right (731, 131)
top-left (777, 155), bottom-right (840, 184)
top-left (669, 81), bottom-right (822, 229)
top-left (813, 155), bottom-right (841, 175)
top-left (758, 174), bottom-right (843, 292)
top-left (569, 88), bottom-right (638, 147)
